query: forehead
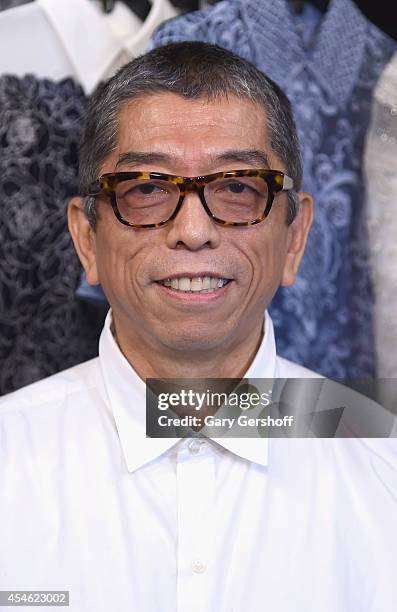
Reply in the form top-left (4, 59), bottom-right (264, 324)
top-left (108, 93), bottom-right (275, 171)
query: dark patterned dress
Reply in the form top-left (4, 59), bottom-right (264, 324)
top-left (0, 76), bottom-right (106, 395)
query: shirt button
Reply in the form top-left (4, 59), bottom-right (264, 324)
top-left (191, 559), bottom-right (207, 573)
top-left (188, 439), bottom-right (202, 455)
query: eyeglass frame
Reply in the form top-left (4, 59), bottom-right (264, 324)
top-left (84, 168), bottom-right (295, 229)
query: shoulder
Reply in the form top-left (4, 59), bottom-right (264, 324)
top-left (0, 358), bottom-right (107, 471)
top-left (275, 356), bottom-right (397, 468)
top-left (0, 357), bottom-right (101, 421)
top-left (276, 355), bottom-right (323, 378)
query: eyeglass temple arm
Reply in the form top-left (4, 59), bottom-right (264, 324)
top-left (85, 181), bottom-right (102, 197)
top-left (283, 175), bottom-right (294, 190)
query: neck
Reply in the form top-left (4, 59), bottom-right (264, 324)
top-left (112, 319), bottom-right (265, 382)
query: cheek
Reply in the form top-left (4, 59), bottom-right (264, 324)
top-left (93, 228), bottom-right (147, 297)
top-left (243, 225), bottom-right (289, 291)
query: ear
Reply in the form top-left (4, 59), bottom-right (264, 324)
top-left (67, 197), bottom-right (100, 285)
top-left (280, 192), bottom-right (314, 287)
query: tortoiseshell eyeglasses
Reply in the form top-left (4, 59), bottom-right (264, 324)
top-left (85, 169), bottom-right (294, 229)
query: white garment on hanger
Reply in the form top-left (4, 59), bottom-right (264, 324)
top-left (123, 0), bottom-right (177, 57)
top-left (0, 0), bottom-right (177, 93)
top-left (364, 52), bottom-right (397, 387)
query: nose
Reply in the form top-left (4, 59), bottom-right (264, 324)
top-left (165, 190), bottom-right (221, 251)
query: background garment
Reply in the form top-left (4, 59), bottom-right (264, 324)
top-left (0, 76), bottom-right (108, 396)
top-left (365, 53), bottom-right (397, 385)
top-left (150, 0), bottom-right (396, 378)
top-left (0, 0), bottom-right (177, 94)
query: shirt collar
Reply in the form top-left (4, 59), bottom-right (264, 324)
top-left (38, 0), bottom-right (177, 94)
top-left (99, 310), bottom-right (276, 472)
top-left (246, 0), bottom-right (367, 106)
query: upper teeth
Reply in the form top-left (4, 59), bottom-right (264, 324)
top-left (161, 276), bottom-right (228, 292)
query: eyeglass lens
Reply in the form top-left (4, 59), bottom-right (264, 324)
top-left (114, 176), bottom-right (270, 225)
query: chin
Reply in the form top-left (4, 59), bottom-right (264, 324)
top-left (160, 327), bottom-right (230, 354)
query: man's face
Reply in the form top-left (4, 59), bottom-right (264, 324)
top-left (71, 93), bottom-right (312, 358)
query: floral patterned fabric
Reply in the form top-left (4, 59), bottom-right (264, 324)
top-left (0, 76), bottom-right (106, 395)
top-left (150, 0), bottom-right (396, 378)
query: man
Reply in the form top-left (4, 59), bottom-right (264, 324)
top-left (0, 42), bottom-right (395, 611)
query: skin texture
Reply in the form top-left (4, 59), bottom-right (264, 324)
top-left (69, 93), bottom-right (313, 380)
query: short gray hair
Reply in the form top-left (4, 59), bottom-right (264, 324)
top-left (80, 41), bottom-right (302, 228)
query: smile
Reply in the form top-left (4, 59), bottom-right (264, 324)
top-left (157, 276), bottom-right (231, 293)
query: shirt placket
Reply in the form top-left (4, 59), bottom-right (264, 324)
top-left (176, 438), bottom-right (216, 612)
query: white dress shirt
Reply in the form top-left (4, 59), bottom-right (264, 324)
top-left (0, 310), bottom-right (396, 611)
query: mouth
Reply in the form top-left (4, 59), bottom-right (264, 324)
top-left (156, 275), bottom-right (232, 294)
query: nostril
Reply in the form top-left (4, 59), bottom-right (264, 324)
top-left (174, 239), bottom-right (213, 250)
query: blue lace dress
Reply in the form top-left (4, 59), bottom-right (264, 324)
top-left (150, 0), bottom-right (396, 378)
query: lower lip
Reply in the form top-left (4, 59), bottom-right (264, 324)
top-left (155, 281), bottom-right (232, 303)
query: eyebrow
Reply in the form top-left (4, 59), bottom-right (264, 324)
top-left (115, 149), bottom-right (271, 172)
top-left (116, 151), bottom-right (170, 168)
top-left (213, 149), bottom-right (271, 168)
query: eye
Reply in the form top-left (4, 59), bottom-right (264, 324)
top-left (226, 181), bottom-right (253, 194)
top-left (117, 179), bottom-right (173, 201)
top-left (127, 182), bottom-right (167, 196)
top-left (213, 179), bottom-right (261, 197)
